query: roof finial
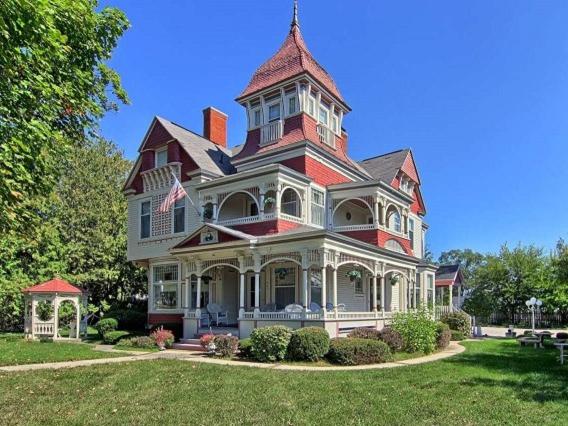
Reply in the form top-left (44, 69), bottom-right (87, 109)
top-left (291, 0), bottom-right (299, 29)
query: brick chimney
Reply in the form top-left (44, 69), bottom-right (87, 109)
top-left (203, 107), bottom-right (227, 148)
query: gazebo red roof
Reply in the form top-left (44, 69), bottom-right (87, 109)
top-left (22, 278), bottom-right (83, 294)
top-left (237, 20), bottom-right (345, 105)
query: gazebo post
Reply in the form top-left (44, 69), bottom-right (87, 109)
top-left (76, 299), bottom-right (81, 339)
top-left (53, 294), bottom-right (59, 339)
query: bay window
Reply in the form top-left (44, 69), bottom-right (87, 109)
top-left (319, 105), bottom-right (329, 126)
top-left (268, 103), bottom-right (281, 122)
top-left (152, 264), bottom-right (179, 310)
top-left (310, 188), bottom-right (325, 226)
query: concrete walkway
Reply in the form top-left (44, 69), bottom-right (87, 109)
top-left (0, 342), bottom-right (465, 373)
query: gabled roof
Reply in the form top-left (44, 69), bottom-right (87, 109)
top-left (23, 278), bottom-right (82, 294)
top-left (172, 223), bottom-right (257, 250)
top-left (435, 264), bottom-right (464, 287)
top-left (358, 149), bottom-right (412, 184)
top-left (237, 19), bottom-right (345, 105)
top-left (154, 117), bottom-right (234, 176)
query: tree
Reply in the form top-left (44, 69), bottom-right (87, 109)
top-left (438, 249), bottom-right (485, 281)
top-left (0, 0), bottom-right (129, 232)
top-left (539, 239), bottom-right (568, 321)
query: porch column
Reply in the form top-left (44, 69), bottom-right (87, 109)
top-left (302, 268), bottom-right (309, 311)
top-left (412, 279), bottom-right (417, 309)
top-left (212, 203), bottom-right (218, 223)
top-left (259, 192), bottom-right (265, 220)
top-left (449, 284), bottom-right (454, 312)
top-left (380, 276), bottom-right (386, 314)
top-left (254, 271), bottom-right (260, 314)
top-left (372, 275), bottom-right (378, 312)
top-left (75, 300), bottom-right (81, 339)
top-left (239, 272), bottom-right (245, 318)
top-left (332, 267), bottom-right (338, 312)
top-left (321, 266), bottom-right (327, 313)
top-left (380, 199), bottom-right (387, 226)
top-left (195, 276), bottom-right (202, 316)
top-left (184, 276), bottom-right (190, 317)
top-left (53, 297), bottom-right (59, 339)
top-left (373, 198), bottom-right (380, 228)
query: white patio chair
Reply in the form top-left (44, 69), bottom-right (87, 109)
top-left (207, 303), bottom-right (228, 326)
top-left (200, 311), bottom-right (210, 327)
top-left (325, 303), bottom-right (346, 311)
top-left (309, 302), bottom-right (321, 312)
top-left (284, 304), bottom-right (303, 319)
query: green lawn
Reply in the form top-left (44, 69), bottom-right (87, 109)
top-left (0, 339), bottom-right (567, 425)
top-left (0, 334), bottom-right (124, 366)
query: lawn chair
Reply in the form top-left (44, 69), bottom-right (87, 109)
top-left (207, 303), bottom-right (228, 326)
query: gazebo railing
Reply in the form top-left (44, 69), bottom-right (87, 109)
top-left (33, 322), bottom-right (55, 335)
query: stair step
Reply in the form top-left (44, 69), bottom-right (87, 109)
top-left (172, 343), bottom-right (205, 352)
top-left (180, 338), bottom-right (201, 345)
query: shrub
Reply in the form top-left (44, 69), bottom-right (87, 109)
top-left (556, 332), bottom-right (568, 340)
top-left (379, 326), bottom-right (404, 352)
top-left (250, 325), bottom-right (292, 362)
top-left (348, 327), bottom-right (381, 340)
top-left (200, 334), bottom-right (216, 350)
top-left (391, 308), bottom-right (438, 353)
top-left (435, 322), bottom-right (451, 349)
top-left (117, 336), bottom-right (156, 349)
top-left (440, 312), bottom-right (471, 338)
top-left (151, 328), bottom-right (174, 349)
top-left (238, 338), bottom-right (253, 359)
top-left (451, 330), bottom-right (465, 341)
top-left (103, 330), bottom-right (130, 344)
top-left (150, 323), bottom-right (182, 340)
top-left (96, 318), bottom-right (118, 338)
top-left (327, 338), bottom-right (392, 366)
top-left (214, 335), bottom-right (239, 358)
top-left (36, 301), bottom-right (54, 322)
top-left (287, 327), bottom-right (330, 361)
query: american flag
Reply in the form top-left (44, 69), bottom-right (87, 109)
top-left (158, 174), bottom-right (188, 213)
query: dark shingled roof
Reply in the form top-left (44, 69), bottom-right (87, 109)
top-left (436, 264), bottom-right (461, 281)
top-left (156, 117), bottom-right (235, 176)
top-left (358, 149), bottom-right (410, 184)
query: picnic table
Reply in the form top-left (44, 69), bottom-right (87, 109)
top-left (554, 342), bottom-right (568, 365)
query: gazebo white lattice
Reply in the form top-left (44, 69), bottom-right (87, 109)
top-left (22, 278), bottom-right (84, 340)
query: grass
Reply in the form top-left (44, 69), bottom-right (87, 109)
top-left (0, 334), bottom-right (125, 367)
top-left (0, 339), bottom-right (567, 425)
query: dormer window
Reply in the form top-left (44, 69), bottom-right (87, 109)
top-left (268, 103), bottom-right (281, 122)
top-left (318, 105), bottom-right (329, 126)
top-left (287, 96), bottom-right (297, 115)
top-left (253, 108), bottom-right (262, 127)
top-left (155, 148), bottom-right (168, 168)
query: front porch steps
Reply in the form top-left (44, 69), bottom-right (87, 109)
top-left (172, 338), bottom-right (205, 352)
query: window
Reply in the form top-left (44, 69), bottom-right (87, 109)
top-left (248, 276), bottom-right (256, 310)
top-left (354, 276), bottom-right (364, 295)
top-left (173, 198), bottom-right (185, 233)
top-left (152, 264), bottom-right (179, 310)
top-left (332, 114), bottom-right (339, 133)
top-left (253, 108), bottom-right (261, 127)
top-left (310, 189), bottom-right (325, 226)
top-left (308, 96), bottom-right (316, 116)
top-left (427, 274), bottom-right (434, 306)
top-left (274, 267), bottom-right (296, 310)
top-left (155, 149), bottom-right (167, 168)
top-left (287, 96), bottom-right (297, 115)
top-left (389, 210), bottom-right (401, 233)
top-left (281, 188), bottom-right (301, 217)
top-left (319, 105), bottom-right (329, 126)
top-left (140, 201), bottom-right (151, 239)
top-left (310, 269), bottom-right (322, 306)
top-left (409, 218), bottom-right (415, 247)
top-left (268, 103), bottom-right (281, 122)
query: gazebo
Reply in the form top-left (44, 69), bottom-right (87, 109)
top-left (22, 278), bottom-right (84, 340)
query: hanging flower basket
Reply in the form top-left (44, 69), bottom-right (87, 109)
top-left (201, 275), bottom-right (213, 285)
top-left (264, 197), bottom-right (276, 207)
top-left (275, 268), bottom-right (288, 280)
top-left (390, 275), bottom-right (400, 286)
top-left (346, 269), bottom-right (362, 282)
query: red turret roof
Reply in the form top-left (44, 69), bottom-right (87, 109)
top-left (22, 278), bottom-right (83, 294)
top-left (237, 22), bottom-right (345, 105)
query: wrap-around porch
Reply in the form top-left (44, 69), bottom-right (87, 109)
top-left (179, 248), bottom-right (426, 338)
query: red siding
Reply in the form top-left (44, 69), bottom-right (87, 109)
top-left (305, 156), bottom-right (351, 185)
top-left (232, 219), bottom-right (301, 236)
top-left (148, 313), bottom-right (183, 324)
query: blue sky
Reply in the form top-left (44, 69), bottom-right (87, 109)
top-left (100, 1), bottom-right (568, 258)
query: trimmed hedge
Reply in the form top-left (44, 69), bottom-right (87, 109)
top-left (436, 322), bottom-right (451, 349)
top-left (327, 338), bottom-right (392, 366)
top-left (450, 330), bottom-right (465, 341)
top-left (103, 330), bottom-right (130, 345)
top-left (379, 327), bottom-right (404, 352)
top-left (440, 312), bottom-right (471, 338)
top-left (287, 327), bottom-right (330, 361)
top-left (96, 318), bottom-right (118, 338)
top-left (116, 336), bottom-right (156, 349)
top-left (250, 325), bottom-right (292, 362)
top-left (348, 327), bottom-right (382, 340)
top-left (238, 338), bottom-right (253, 359)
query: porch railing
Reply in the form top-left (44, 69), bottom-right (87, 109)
top-left (333, 224), bottom-right (376, 232)
top-left (280, 213), bottom-right (305, 224)
top-left (317, 123), bottom-right (336, 148)
top-left (217, 215), bottom-right (260, 226)
top-left (260, 120), bottom-right (283, 145)
top-left (240, 311), bottom-right (392, 321)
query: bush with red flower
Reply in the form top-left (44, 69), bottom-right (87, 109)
top-left (151, 327), bottom-right (174, 350)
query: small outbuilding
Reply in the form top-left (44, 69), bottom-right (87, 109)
top-left (22, 278), bottom-right (84, 340)
top-left (435, 264), bottom-right (465, 312)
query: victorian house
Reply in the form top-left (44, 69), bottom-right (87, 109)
top-left (123, 5), bottom-right (437, 339)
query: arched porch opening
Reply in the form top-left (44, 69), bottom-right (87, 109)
top-left (332, 198), bottom-right (374, 229)
top-left (217, 191), bottom-right (259, 223)
top-left (280, 187), bottom-right (302, 218)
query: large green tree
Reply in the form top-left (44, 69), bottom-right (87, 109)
top-left (0, 0), bottom-right (129, 232)
top-left (438, 249), bottom-right (485, 281)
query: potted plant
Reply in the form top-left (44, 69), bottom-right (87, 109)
top-left (346, 269), bottom-right (362, 282)
top-left (390, 275), bottom-right (400, 286)
top-left (275, 268), bottom-right (288, 280)
top-left (200, 333), bottom-right (216, 355)
top-left (264, 196), bottom-right (276, 207)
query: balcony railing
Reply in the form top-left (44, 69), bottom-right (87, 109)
top-left (317, 124), bottom-right (335, 148)
top-left (260, 120), bottom-right (283, 145)
top-left (217, 215), bottom-right (260, 226)
top-left (333, 223), bottom-right (377, 232)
